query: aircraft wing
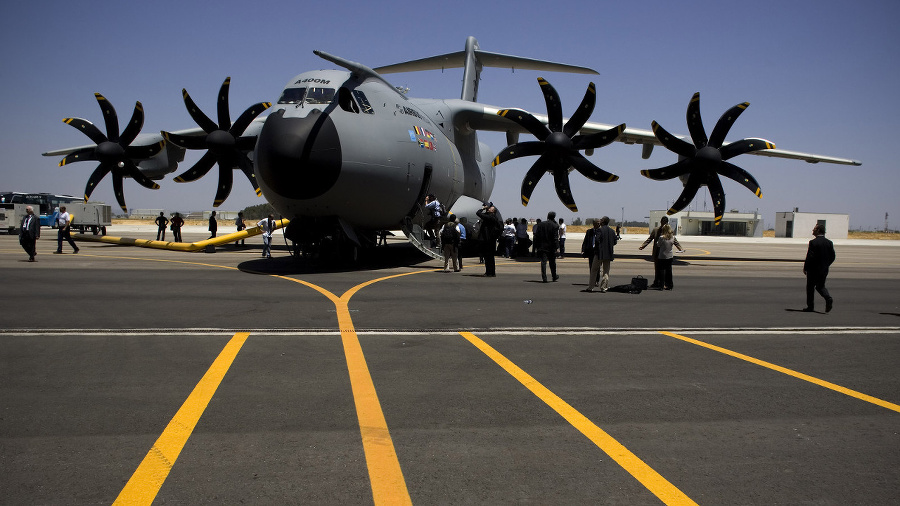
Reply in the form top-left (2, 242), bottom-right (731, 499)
top-left (455, 101), bottom-right (862, 166)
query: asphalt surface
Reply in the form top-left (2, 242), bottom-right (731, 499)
top-left (2, 227), bottom-right (899, 505)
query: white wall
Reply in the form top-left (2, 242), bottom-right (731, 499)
top-left (775, 212), bottom-right (849, 239)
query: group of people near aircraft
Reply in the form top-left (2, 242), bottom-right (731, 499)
top-left (421, 195), bottom-right (835, 310)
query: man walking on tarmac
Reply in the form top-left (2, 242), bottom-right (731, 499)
top-left (533, 211), bottom-right (560, 282)
top-left (54, 206), bottom-right (79, 254)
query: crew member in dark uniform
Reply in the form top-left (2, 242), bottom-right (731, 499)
top-left (155, 212), bottom-right (169, 241)
top-left (476, 202), bottom-right (503, 277)
top-left (803, 223), bottom-right (836, 312)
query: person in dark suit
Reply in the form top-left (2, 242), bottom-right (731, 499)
top-left (208, 211), bottom-right (218, 238)
top-left (803, 223), bottom-right (836, 312)
top-left (19, 205), bottom-right (40, 262)
top-left (581, 218), bottom-right (602, 287)
top-left (639, 215), bottom-right (669, 289)
top-left (171, 213), bottom-right (184, 242)
top-left (587, 216), bottom-right (618, 292)
top-left (476, 203), bottom-right (503, 277)
top-left (155, 212), bottom-right (169, 241)
top-left (533, 211), bottom-right (560, 282)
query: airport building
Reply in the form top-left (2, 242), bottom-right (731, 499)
top-left (774, 210), bottom-right (849, 239)
top-left (648, 210), bottom-right (764, 237)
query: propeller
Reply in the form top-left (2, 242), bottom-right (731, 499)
top-left (59, 93), bottom-right (163, 212)
top-left (641, 92), bottom-right (775, 224)
top-left (161, 77), bottom-right (271, 207)
top-left (492, 78), bottom-right (624, 212)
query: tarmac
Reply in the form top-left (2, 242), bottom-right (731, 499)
top-left (2, 225), bottom-right (899, 505)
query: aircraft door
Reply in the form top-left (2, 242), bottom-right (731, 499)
top-left (407, 164), bottom-right (433, 220)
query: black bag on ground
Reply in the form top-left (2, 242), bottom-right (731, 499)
top-left (631, 275), bottom-right (648, 290)
top-left (609, 283), bottom-right (642, 294)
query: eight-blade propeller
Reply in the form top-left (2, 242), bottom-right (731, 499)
top-left (162, 77), bottom-right (271, 207)
top-left (58, 93), bottom-right (163, 212)
top-left (641, 92), bottom-right (775, 224)
top-left (493, 78), bottom-right (624, 212)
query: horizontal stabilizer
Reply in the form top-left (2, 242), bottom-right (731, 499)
top-left (374, 49), bottom-right (598, 76)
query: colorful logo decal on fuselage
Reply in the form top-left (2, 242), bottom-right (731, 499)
top-left (409, 126), bottom-right (437, 151)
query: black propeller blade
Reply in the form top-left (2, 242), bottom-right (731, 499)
top-left (162, 77), bottom-right (271, 207)
top-left (641, 92), bottom-right (775, 224)
top-left (493, 78), bottom-right (624, 212)
top-left (59, 93), bottom-right (163, 213)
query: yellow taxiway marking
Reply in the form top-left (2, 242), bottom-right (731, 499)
top-left (661, 331), bottom-right (900, 413)
top-left (271, 271), bottom-right (428, 506)
top-left (89, 248), bottom-right (425, 505)
top-left (460, 331), bottom-right (699, 506)
top-left (113, 332), bottom-right (250, 505)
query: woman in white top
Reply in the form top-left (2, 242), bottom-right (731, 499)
top-left (501, 219), bottom-right (516, 258)
top-left (655, 224), bottom-right (683, 290)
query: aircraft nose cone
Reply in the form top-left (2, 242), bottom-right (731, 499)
top-left (256, 109), bottom-right (342, 200)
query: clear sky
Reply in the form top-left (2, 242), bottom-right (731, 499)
top-left (2, 0), bottom-right (897, 230)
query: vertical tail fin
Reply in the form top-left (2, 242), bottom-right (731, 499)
top-left (460, 36), bottom-right (482, 102)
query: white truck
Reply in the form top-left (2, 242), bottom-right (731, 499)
top-left (0, 203), bottom-right (31, 234)
top-left (54, 202), bottom-right (112, 235)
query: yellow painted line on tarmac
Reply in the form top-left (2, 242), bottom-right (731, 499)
top-left (460, 331), bottom-right (699, 506)
top-left (660, 331), bottom-right (900, 413)
top-left (73, 248), bottom-right (425, 505)
top-left (271, 271), bottom-right (431, 506)
top-left (114, 332), bottom-right (250, 505)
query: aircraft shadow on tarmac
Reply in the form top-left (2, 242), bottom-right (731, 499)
top-left (237, 243), bottom-right (436, 275)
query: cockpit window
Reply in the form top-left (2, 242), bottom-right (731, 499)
top-left (305, 87), bottom-right (335, 104)
top-left (352, 90), bottom-right (374, 114)
top-left (338, 88), bottom-right (360, 113)
top-left (277, 87), bottom-right (305, 104)
top-left (277, 87), bottom-right (336, 105)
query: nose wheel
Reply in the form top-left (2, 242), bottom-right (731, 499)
top-left (283, 218), bottom-right (366, 265)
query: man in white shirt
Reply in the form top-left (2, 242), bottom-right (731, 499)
top-left (558, 218), bottom-right (567, 258)
top-left (54, 206), bottom-right (79, 254)
top-left (257, 214), bottom-right (276, 259)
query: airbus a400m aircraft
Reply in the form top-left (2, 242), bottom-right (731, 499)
top-left (44, 36), bottom-right (860, 260)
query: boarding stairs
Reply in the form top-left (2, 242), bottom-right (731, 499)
top-left (402, 212), bottom-right (444, 261)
